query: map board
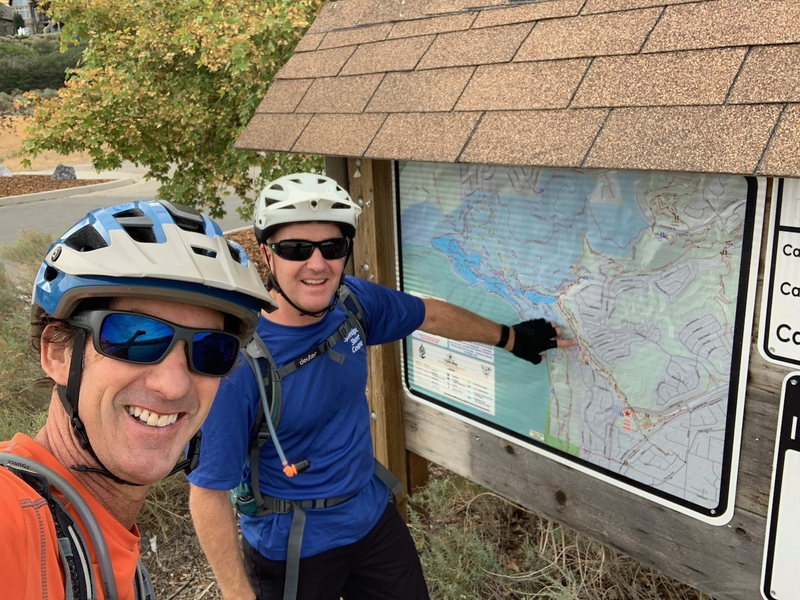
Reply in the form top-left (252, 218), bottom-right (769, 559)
top-left (396, 163), bottom-right (764, 524)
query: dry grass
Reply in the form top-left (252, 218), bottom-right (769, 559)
top-left (0, 115), bottom-right (93, 172)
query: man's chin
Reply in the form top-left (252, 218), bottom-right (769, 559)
top-left (110, 449), bottom-right (185, 485)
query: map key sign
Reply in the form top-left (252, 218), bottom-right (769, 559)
top-left (397, 163), bottom-right (765, 524)
top-left (761, 372), bottom-right (800, 600)
top-left (760, 179), bottom-right (800, 366)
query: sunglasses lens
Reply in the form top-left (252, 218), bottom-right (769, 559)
top-left (191, 331), bottom-right (240, 376)
top-left (274, 238), bottom-right (349, 261)
top-left (319, 238), bottom-right (349, 259)
top-left (277, 241), bottom-right (314, 261)
top-left (99, 313), bottom-right (173, 363)
top-left (98, 312), bottom-right (240, 376)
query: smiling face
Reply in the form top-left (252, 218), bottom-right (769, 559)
top-left (263, 221), bottom-right (348, 324)
top-left (50, 297), bottom-right (225, 485)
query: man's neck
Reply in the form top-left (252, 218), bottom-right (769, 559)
top-left (263, 290), bottom-right (327, 327)
top-left (36, 396), bottom-right (150, 529)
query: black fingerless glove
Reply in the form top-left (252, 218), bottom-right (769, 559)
top-left (511, 319), bottom-right (558, 365)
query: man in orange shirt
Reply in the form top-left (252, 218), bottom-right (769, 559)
top-left (0, 200), bottom-right (277, 600)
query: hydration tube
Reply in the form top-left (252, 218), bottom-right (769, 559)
top-left (244, 351), bottom-right (294, 473)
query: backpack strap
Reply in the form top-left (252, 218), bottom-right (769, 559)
top-left (0, 453), bottom-right (155, 600)
top-left (238, 282), bottom-right (370, 514)
top-left (6, 465), bottom-right (94, 600)
top-left (257, 457), bottom-right (401, 600)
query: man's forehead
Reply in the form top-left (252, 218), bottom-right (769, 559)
top-left (108, 297), bottom-right (224, 328)
top-left (272, 221), bottom-right (342, 240)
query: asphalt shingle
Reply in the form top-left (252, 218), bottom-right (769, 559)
top-left (340, 36), bottom-right (436, 75)
top-left (367, 67), bottom-right (474, 113)
top-left (417, 23), bottom-right (534, 69)
top-left (367, 112), bottom-right (481, 162)
top-left (516, 8), bottom-right (662, 61)
top-left (729, 44), bottom-right (800, 104)
top-left (573, 48), bottom-right (746, 107)
top-left (586, 105), bottom-right (782, 173)
top-left (457, 59), bottom-right (590, 110)
top-left (461, 109), bottom-right (609, 167)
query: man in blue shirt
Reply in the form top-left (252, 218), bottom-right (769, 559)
top-left (188, 173), bottom-right (575, 600)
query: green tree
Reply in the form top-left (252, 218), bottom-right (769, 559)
top-left (22, 0), bottom-right (326, 218)
top-left (13, 12), bottom-right (25, 31)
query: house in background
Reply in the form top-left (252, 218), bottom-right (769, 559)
top-left (0, 4), bottom-right (15, 36)
top-left (10, 0), bottom-right (49, 34)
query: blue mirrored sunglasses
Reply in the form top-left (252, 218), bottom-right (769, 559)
top-left (66, 310), bottom-right (240, 377)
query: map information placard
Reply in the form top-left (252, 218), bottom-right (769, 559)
top-left (397, 163), bottom-right (764, 523)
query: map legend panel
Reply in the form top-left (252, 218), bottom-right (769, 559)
top-left (760, 179), bottom-right (800, 367)
top-left (761, 373), bottom-right (800, 600)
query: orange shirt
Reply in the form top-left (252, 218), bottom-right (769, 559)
top-left (0, 434), bottom-right (143, 600)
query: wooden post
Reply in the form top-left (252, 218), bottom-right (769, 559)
top-left (346, 157), bottom-right (428, 513)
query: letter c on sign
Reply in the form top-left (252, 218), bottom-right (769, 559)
top-left (778, 324), bottom-right (791, 342)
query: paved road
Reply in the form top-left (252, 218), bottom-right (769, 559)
top-left (0, 162), bottom-right (252, 246)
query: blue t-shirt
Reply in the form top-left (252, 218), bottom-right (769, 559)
top-left (188, 276), bottom-right (426, 560)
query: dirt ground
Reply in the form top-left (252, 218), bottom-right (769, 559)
top-left (0, 174), bottom-right (113, 197)
top-left (0, 116), bottom-right (101, 197)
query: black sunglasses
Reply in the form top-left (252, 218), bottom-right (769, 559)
top-left (268, 238), bottom-right (350, 261)
top-left (66, 310), bottom-right (240, 377)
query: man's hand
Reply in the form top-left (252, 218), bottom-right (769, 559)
top-left (511, 319), bottom-right (576, 365)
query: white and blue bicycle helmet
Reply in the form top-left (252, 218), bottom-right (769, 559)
top-left (31, 200), bottom-right (276, 484)
top-left (34, 200), bottom-right (276, 338)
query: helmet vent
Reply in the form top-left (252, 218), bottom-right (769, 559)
top-left (331, 202), bottom-right (350, 210)
top-left (191, 247), bottom-right (217, 259)
top-left (112, 209), bottom-right (157, 243)
top-left (270, 184), bottom-right (285, 192)
top-left (113, 208), bottom-right (145, 219)
top-left (226, 242), bottom-right (242, 264)
top-left (63, 225), bottom-right (109, 252)
top-left (44, 265), bottom-right (59, 282)
top-left (119, 219), bottom-right (157, 243)
top-left (160, 201), bottom-right (205, 234)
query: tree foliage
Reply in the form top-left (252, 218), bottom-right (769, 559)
top-left (22, 0), bottom-right (326, 218)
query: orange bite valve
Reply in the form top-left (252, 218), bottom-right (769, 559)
top-left (283, 459), bottom-right (311, 477)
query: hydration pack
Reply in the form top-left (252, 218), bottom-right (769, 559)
top-left (0, 453), bottom-right (155, 600)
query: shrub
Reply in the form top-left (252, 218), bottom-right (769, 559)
top-left (0, 35), bottom-right (85, 94)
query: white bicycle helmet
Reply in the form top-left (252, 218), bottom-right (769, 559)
top-left (253, 173), bottom-right (361, 243)
top-left (34, 200), bottom-right (276, 340)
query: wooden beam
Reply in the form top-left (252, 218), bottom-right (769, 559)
top-left (347, 158), bottom-right (417, 512)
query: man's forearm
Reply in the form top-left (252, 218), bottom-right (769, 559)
top-left (189, 484), bottom-right (255, 600)
top-left (420, 298), bottom-right (514, 350)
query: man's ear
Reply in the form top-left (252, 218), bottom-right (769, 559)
top-left (260, 243), bottom-right (273, 271)
top-left (40, 326), bottom-right (71, 387)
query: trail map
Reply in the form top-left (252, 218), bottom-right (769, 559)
top-left (397, 162), bottom-right (762, 521)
